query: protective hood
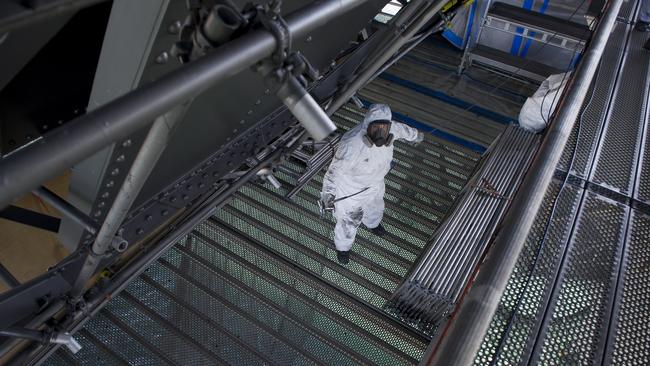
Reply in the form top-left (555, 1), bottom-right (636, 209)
top-left (362, 104), bottom-right (392, 127)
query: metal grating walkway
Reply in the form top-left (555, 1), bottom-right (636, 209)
top-left (475, 3), bottom-right (650, 364)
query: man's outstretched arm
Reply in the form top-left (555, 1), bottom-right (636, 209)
top-left (392, 122), bottom-right (424, 144)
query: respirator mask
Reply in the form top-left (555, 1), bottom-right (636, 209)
top-left (362, 120), bottom-right (394, 147)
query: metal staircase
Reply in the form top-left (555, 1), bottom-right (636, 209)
top-left (8, 1), bottom-right (650, 365)
top-left (44, 12), bottom-right (650, 364)
top-left (44, 103), bottom-right (486, 365)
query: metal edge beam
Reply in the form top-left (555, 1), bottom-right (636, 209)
top-left (0, 25), bottom-right (379, 342)
top-left (423, 0), bottom-right (625, 364)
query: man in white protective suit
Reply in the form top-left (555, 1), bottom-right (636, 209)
top-left (320, 104), bottom-right (424, 264)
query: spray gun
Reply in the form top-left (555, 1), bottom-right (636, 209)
top-left (318, 187), bottom-right (370, 217)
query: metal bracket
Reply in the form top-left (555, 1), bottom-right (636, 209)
top-left (252, 1), bottom-right (318, 86)
top-left (475, 177), bottom-right (510, 200)
top-left (253, 0), bottom-right (291, 66)
top-left (173, 1), bottom-right (248, 63)
top-left (250, 1), bottom-right (335, 141)
top-left (0, 327), bottom-right (82, 354)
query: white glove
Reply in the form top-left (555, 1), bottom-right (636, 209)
top-left (321, 193), bottom-right (335, 210)
top-left (408, 132), bottom-right (424, 145)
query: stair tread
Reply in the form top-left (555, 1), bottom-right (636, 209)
top-left (472, 44), bottom-right (564, 80)
top-left (192, 221), bottom-right (429, 362)
top-left (490, 2), bottom-right (591, 40)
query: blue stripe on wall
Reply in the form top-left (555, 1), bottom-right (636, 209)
top-left (378, 73), bottom-right (517, 125)
top-left (443, 28), bottom-right (465, 49)
top-left (510, 0), bottom-right (535, 55)
top-left (520, 0), bottom-right (550, 57)
top-left (442, 1), bottom-right (478, 50)
top-left (465, 1), bottom-right (477, 47)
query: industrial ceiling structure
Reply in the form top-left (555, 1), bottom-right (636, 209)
top-left (0, 0), bottom-right (648, 365)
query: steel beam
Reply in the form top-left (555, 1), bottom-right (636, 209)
top-left (59, 0), bottom-right (169, 252)
top-left (0, 0), bottom-right (372, 210)
top-left (365, 17), bottom-right (444, 87)
top-left (358, 0), bottom-right (428, 74)
top-left (424, 0), bottom-right (624, 364)
top-left (15, 135), bottom-right (295, 366)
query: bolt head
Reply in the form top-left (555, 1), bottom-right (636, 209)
top-left (168, 20), bottom-right (182, 34)
top-left (155, 52), bottom-right (170, 64)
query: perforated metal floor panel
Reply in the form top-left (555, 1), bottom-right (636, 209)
top-left (589, 30), bottom-right (650, 196)
top-left (604, 210), bottom-right (650, 366)
top-left (558, 22), bottom-right (629, 177)
top-left (475, 3), bottom-right (650, 364)
top-left (531, 191), bottom-right (628, 365)
top-left (475, 182), bottom-right (584, 366)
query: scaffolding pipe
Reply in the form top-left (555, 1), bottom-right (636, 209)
top-left (0, 0), bottom-right (371, 210)
top-left (70, 104), bottom-right (187, 298)
top-left (326, 0), bottom-right (447, 115)
top-left (364, 17), bottom-right (445, 87)
top-left (424, 0), bottom-right (624, 364)
top-left (357, 0), bottom-right (429, 71)
top-left (0, 328), bottom-right (48, 344)
top-left (33, 187), bottom-right (98, 235)
top-left (0, 299), bottom-right (65, 360)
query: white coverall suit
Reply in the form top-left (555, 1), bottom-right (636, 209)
top-left (321, 104), bottom-right (421, 251)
